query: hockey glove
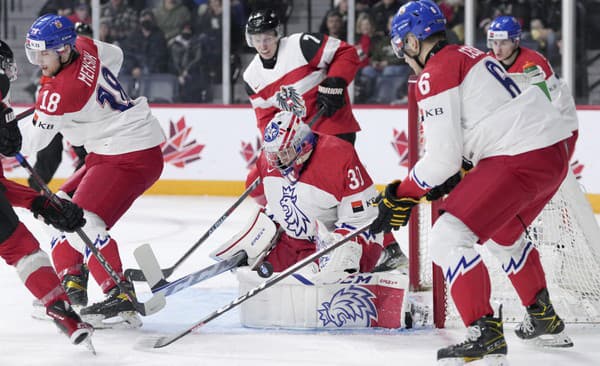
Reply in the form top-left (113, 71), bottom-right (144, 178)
top-left (317, 77), bottom-right (346, 117)
top-left (370, 181), bottom-right (419, 234)
top-left (426, 171), bottom-right (462, 201)
top-left (426, 158), bottom-right (474, 201)
top-left (0, 102), bottom-right (22, 157)
top-left (31, 196), bottom-right (86, 232)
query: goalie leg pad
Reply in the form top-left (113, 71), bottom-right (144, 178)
top-left (236, 268), bottom-right (410, 329)
top-left (211, 209), bottom-right (278, 266)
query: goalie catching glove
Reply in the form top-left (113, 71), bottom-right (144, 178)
top-left (31, 195), bottom-right (86, 232)
top-left (317, 77), bottom-right (346, 117)
top-left (370, 180), bottom-right (419, 234)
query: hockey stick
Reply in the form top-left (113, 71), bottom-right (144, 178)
top-left (16, 107), bottom-right (35, 120)
top-left (142, 223), bottom-right (370, 348)
top-left (125, 177), bottom-right (262, 282)
top-left (14, 152), bottom-right (166, 316)
top-left (308, 106), bottom-right (325, 128)
top-left (134, 244), bottom-right (248, 297)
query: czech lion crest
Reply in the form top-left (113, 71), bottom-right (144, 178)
top-left (279, 186), bottom-right (310, 237)
top-left (317, 285), bottom-right (378, 327)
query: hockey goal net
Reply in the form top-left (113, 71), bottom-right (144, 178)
top-left (406, 76), bottom-right (600, 327)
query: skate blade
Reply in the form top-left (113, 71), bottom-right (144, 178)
top-left (522, 332), bottom-right (574, 348)
top-left (82, 311), bottom-right (143, 329)
top-left (438, 354), bottom-right (508, 366)
top-left (31, 301), bottom-right (85, 321)
top-left (83, 338), bottom-right (96, 355)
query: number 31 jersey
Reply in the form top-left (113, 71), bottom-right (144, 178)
top-left (22, 36), bottom-right (165, 156)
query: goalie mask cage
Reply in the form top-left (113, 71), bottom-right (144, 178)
top-left (406, 75), bottom-right (600, 328)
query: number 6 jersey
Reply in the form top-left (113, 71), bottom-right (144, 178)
top-left (22, 36), bottom-right (165, 156)
top-left (399, 44), bottom-right (572, 198)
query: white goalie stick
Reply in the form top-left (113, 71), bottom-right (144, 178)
top-left (125, 177), bottom-right (262, 282)
top-left (15, 152), bottom-right (166, 316)
top-left (139, 223), bottom-right (370, 348)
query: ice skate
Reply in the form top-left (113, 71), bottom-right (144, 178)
top-left (61, 265), bottom-right (89, 308)
top-left (46, 300), bottom-right (95, 353)
top-left (515, 288), bottom-right (573, 347)
top-left (80, 282), bottom-right (142, 329)
top-left (437, 307), bottom-right (507, 365)
top-left (373, 242), bottom-right (408, 272)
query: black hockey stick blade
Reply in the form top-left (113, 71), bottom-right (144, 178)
top-left (145, 223), bottom-right (370, 348)
top-left (125, 177), bottom-right (262, 282)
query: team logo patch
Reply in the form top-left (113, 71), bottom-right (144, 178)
top-left (264, 122), bottom-right (280, 142)
top-left (317, 285), bottom-right (378, 327)
top-left (280, 186), bottom-right (310, 237)
top-left (275, 85), bottom-right (306, 118)
top-left (351, 200), bottom-right (364, 213)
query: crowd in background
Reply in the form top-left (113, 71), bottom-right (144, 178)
top-left (30, 0), bottom-right (599, 104)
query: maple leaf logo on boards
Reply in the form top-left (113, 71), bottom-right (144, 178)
top-left (160, 116), bottom-right (205, 168)
top-left (391, 128), bottom-right (409, 167)
top-left (240, 136), bottom-right (262, 169)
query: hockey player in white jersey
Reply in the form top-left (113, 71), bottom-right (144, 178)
top-left (0, 40), bottom-right (93, 349)
top-left (24, 14), bottom-right (165, 328)
top-left (370, 1), bottom-right (573, 364)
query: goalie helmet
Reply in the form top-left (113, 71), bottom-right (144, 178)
top-left (390, 0), bottom-right (446, 58)
top-left (0, 40), bottom-right (17, 81)
top-left (25, 14), bottom-right (76, 65)
top-left (487, 16), bottom-right (521, 48)
top-left (263, 110), bottom-right (316, 179)
top-left (245, 9), bottom-right (282, 47)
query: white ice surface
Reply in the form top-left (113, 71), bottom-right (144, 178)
top-left (0, 196), bottom-right (598, 366)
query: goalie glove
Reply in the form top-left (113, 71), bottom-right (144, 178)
top-left (0, 102), bottom-right (21, 157)
top-left (31, 196), bottom-right (86, 232)
top-left (311, 220), bottom-right (362, 284)
top-left (370, 181), bottom-right (419, 234)
top-left (317, 77), bottom-right (346, 117)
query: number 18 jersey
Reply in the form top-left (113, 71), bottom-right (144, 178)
top-left (23, 37), bottom-right (165, 156)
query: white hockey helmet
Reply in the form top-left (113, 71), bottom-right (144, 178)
top-left (263, 110), bottom-right (316, 177)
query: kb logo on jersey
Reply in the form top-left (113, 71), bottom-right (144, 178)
top-left (419, 107), bottom-right (444, 122)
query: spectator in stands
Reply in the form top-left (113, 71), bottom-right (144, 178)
top-left (100, 0), bottom-right (139, 44)
top-left (68, 1), bottom-right (91, 25)
top-left (98, 20), bottom-right (114, 44)
top-left (354, 12), bottom-right (378, 103)
top-left (358, 14), bottom-right (410, 104)
top-left (38, 0), bottom-right (74, 17)
top-left (530, 18), bottom-right (560, 65)
top-left (168, 23), bottom-right (212, 102)
top-left (121, 9), bottom-right (169, 79)
top-left (322, 10), bottom-right (346, 41)
top-left (153, 0), bottom-right (192, 42)
top-left (371, 0), bottom-right (402, 36)
top-left (319, 0), bottom-right (351, 36)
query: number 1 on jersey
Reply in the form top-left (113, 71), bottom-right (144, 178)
top-left (97, 66), bottom-right (133, 112)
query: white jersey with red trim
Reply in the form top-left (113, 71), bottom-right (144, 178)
top-left (256, 134), bottom-right (380, 244)
top-left (405, 45), bottom-right (572, 196)
top-left (489, 47), bottom-right (578, 134)
top-left (22, 37), bottom-right (165, 156)
top-left (243, 32), bottom-right (361, 136)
